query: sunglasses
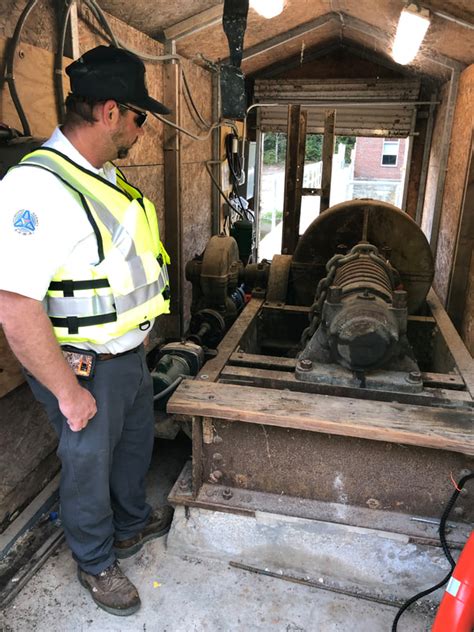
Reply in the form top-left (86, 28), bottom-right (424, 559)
top-left (118, 103), bottom-right (147, 128)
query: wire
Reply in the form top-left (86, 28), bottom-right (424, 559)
top-left (225, 133), bottom-right (253, 222)
top-left (152, 113), bottom-right (238, 142)
top-left (55, 0), bottom-right (76, 123)
top-left (391, 472), bottom-right (474, 631)
top-left (182, 69), bottom-right (212, 130)
top-left (83, 0), bottom-right (119, 46)
top-left (4, 0), bottom-right (39, 136)
top-left (152, 376), bottom-right (183, 401)
top-left (205, 161), bottom-right (246, 220)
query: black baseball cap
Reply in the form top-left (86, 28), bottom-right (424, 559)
top-left (66, 45), bottom-right (171, 115)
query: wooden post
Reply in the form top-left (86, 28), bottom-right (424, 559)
top-left (320, 109), bottom-right (336, 213)
top-left (281, 104), bottom-right (307, 255)
top-left (163, 40), bottom-right (183, 338)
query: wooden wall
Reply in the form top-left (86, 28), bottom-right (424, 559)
top-left (433, 64), bottom-right (474, 354)
top-left (0, 1), bottom-right (214, 395)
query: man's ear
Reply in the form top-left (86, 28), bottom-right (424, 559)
top-left (101, 100), bottom-right (120, 126)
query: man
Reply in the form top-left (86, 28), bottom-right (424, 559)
top-left (0, 45), bottom-right (173, 616)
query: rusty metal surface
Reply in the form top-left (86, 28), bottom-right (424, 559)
top-left (266, 255), bottom-right (292, 303)
top-left (168, 469), bottom-right (472, 550)
top-left (292, 200), bottom-right (435, 313)
top-left (198, 419), bottom-right (474, 521)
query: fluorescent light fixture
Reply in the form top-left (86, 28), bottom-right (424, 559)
top-left (392, 3), bottom-right (430, 65)
top-left (250, 0), bottom-right (285, 20)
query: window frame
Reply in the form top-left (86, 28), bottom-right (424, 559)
top-left (381, 139), bottom-right (400, 167)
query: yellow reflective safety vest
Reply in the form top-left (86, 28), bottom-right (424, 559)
top-left (17, 148), bottom-right (170, 345)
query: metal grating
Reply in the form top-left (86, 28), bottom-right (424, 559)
top-left (254, 78), bottom-right (422, 137)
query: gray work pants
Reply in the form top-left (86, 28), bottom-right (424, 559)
top-left (26, 345), bottom-right (154, 575)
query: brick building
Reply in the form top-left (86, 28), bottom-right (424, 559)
top-left (351, 137), bottom-right (408, 205)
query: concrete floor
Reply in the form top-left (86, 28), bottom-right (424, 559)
top-left (0, 436), bottom-right (436, 632)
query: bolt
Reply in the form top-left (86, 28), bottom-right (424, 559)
top-left (453, 507), bottom-right (464, 518)
top-left (213, 453), bottom-right (223, 462)
top-left (460, 487), bottom-right (469, 497)
top-left (298, 359), bottom-right (313, 372)
top-left (407, 371), bottom-right (422, 383)
top-left (382, 246), bottom-right (392, 260)
top-left (213, 435), bottom-right (223, 444)
top-left (460, 469), bottom-right (472, 478)
top-left (222, 488), bottom-right (233, 500)
top-left (209, 470), bottom-right (223, 484)
top-left (179, 478), bottom-right (190, 490)
top-left (200, 374), bottom-right (208, 380)
top-left (392, 290), bottom-right (407, 309)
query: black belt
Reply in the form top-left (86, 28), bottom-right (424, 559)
top-left (96, 346), bottom-right (140, 361)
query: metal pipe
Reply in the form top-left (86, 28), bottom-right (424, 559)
top-left (229, 561), bottom-right (418, 610)
top-left (431, 9), bottom-right (474, 31)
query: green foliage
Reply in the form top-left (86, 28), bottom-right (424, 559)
top-left (336, 136), bottom-right (356, 163)
top-left (263, 132), bottom-right (356, 166)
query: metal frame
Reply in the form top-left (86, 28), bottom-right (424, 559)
top-left (163, 40), bottom-right (184, 337)
top-left (168, 291), bottom-right (474, 524)
top-left (163, 5), bottom-right (222, 41)
top-left (415, 91), bottom-right (438, 225)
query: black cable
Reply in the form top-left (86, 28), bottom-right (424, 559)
top-left (182, 69), bottom-right (211, 130)
top-left (225, 133), bottom-right (254, 222)
top-left (4, 0), bottom-right (39, 137)
top-left (392, 472), bottom-right (474, 631)
top-left (205, 161), bottom-right (245, 221)
top-left (54, 0), bottom-right (75, 123)
top-left (83, 0), bottom-right (119, 46)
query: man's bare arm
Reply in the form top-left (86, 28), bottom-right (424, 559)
top-left (0, 290), bottom-right (97, 431)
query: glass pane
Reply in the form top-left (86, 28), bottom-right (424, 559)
top-left (258, 132), bottom-right (287, 261)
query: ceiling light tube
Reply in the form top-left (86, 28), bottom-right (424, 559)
top-left (392, 3), bottom-right (430, 65)
top-left (250, 0), bottom-right (285, 20)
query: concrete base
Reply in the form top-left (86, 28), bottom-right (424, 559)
top-left (167, 505), bottom-right (450, 603)
top-left (0, 438), bottom-right (438, 631)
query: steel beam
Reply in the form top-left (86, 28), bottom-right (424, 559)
top-left (163, 40), bottom-right (183, 338)
top-left (164, 5), bottom-right (222, 42)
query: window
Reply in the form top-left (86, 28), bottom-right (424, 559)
top-left (381, 139), bottom-right (399, 166)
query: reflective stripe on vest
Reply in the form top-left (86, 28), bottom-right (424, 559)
top-left (18, 148), bottom-right (170, 344)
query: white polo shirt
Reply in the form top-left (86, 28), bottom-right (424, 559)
top-left (0, 127), bottom-right (153, 353)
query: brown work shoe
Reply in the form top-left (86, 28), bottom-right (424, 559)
top-left (77, 561), bottom-right (141, 616)
top-left (114, 506), bottom-right (174, 559)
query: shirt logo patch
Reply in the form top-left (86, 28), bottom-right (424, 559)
top-left (13, 209), bottom-right (38, 235)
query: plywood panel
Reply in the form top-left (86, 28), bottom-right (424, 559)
top-left (181, 162), bottom-right (213, 327)
top-left (180, 57), bottom-right (212, 164)
top-left (0, 37), bottom-right (68, 137)
top-left (78, 4), bottom-right (166, 166)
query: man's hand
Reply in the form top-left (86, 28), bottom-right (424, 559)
top-left (59, 384), bottom-right (97, 432)
top-left (0, 290), bottom-right (98, 431)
